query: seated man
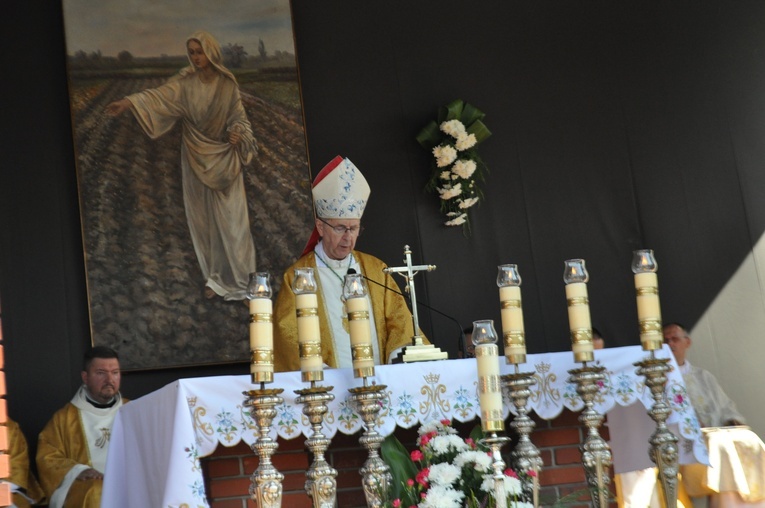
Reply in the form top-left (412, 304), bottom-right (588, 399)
top-left (663, 322), bottom-right (765, 506)
top-left (274, 155), bottom-right (422, 371)
top-left (663, 322), bottom-right (745, 427)
top-left (36, 346), bottom-right (125, 508)
top-left (7, 417), bottom-right (45, 508)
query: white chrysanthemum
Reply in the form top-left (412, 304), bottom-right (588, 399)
top-left (480, 473), bottom-right (523, 495)
top-left (439, 171), bottom-right (451, 180)
top-left (444, 214), bottom-right (467, 226)
top-left (440, 119), bottom-right (466, 138)
top-left (454, 450), bottom-right (493, 472)
top-left (417, 484), bottom-right (464, 508)
top-left (438, 184), bottom-right (462, 200)
top-left (427, 462), bottom-right (461, 486)
top-left (458, 197), bottom-right (479, 209)
top-left (433, 145), bottom-right (458, 167)
top-left (429, 434), bottom-right (469, 455)
top-left (455, 132), bottom-right (477, 151)
top-left (512, 502), bottom-right (535, 508)
top-left (451, 159), bottom-right (477, 179)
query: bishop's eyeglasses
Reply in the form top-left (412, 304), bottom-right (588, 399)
top-left (318, 217), bottom-right (364, 236)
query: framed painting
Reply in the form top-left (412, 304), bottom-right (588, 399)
top-left (62, 0), bottom-right (313, 370)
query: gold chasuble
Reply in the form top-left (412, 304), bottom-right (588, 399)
top-left (37, 389), bottom-right (125, 508)
top-left (274, 250), bottom-right (424, 371)
top-left (7, 418), bottom-right (44, 508)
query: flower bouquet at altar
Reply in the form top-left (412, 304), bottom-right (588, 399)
top-left (382, 419), bottom-right (534, 508)
top-left (416, 99), bottom-right (491, 232)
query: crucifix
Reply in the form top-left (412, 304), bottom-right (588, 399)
top-left (384, 245), bottom-right (448, 363)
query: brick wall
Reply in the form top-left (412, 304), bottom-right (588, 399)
top-left (203, 410), bottom-right (616, 508)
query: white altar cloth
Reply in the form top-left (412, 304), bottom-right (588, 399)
top-left (102, 345), bottom-right (707, 508)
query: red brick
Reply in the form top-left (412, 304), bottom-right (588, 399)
top-left (336, 470), bottom-right (361, 489)
top-left (336, 488), bottom-right (369, 508)
top-left (282, 471), bottom-right (307, 491)
top-left (212, 441), bottom-right (252, 457)
top-left (206, 457), bottom-right (242, 478)
top-left (272, 451), bottom-right (310, 471)
top-left (540, 448), bottom-right (553, 467)
top-left (210, 499), bottom-right (244, 508)
top-left (278, 436), bottom-right (308, 452)
top-left (550, 409), bottom-right (583, 427)
top-left (208, 477), bottom-right (252, 499)
top-left (533, 427), bottom-right (581, 447)
top-left (328, 449), bottom-right (366, 469)
top-left (539, 466), bottom-right (586, 486)
top-left (554, 446), bottom-right (582, 465)
top-left (278, 491), bottom-right (313, 508)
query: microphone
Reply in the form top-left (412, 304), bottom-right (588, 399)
top-left (346, 268), bottom-right (468, 358)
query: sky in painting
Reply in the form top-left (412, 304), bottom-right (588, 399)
top-left (62, 0), bottom-right (296, 57)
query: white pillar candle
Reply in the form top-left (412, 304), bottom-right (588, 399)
top-left (565, 282), bottom-right (594, 363)
top-left (347, 296), bottom-right (374, 376)
top-left (296, 293), bottom-right (323, 379)
top-left (634, 272), bottom-right (662, 351)
top-left (476, 343), bottom-right (504, 432)
top-left (499, 285), bottom-right (526, 363)
top-left (249, 298), bottom-right (273, 378)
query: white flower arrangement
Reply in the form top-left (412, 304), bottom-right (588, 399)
top-left (382, 419), bottom-right (534, 508)
top-left (417, 99), bottom-right (491, 233)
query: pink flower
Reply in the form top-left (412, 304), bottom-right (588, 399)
top-left (527, 469), bottom-right (538, 478)
top-left (411, 450), bottom-right (424, 462)
top-left (392, 500), bottom-right (401, 507)
top-left (407, 478), bottom-right (415, 487)
top-left (465, 438), bottom-right (476, 449)
top-left (419, 435), bottom-right (431, 446)
top-left (416, 468), bottom-right (430, 487)
top-left (440, 418), bottom-right (451, 426)
top-left (674, 394), bottom-right (685, 405)
top-left (504, 468), bottom-right (518, 478)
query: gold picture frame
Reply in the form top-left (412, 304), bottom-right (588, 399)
top-left (62, 0), bottom-right (313, 369)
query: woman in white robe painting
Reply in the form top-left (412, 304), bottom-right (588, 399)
top-left (106, 31), bottom-right (257, 301)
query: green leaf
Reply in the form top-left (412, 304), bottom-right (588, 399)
top-left (467, 119), bottom-right (492, 144)
top-left (444, 98), bottom-right (465, 121)
top-left (460, 102), bottom-right (485, 126)
top-left (416, 120), bottom-right (442, 149)
top-left (381, 434), bottom-right (418, 501)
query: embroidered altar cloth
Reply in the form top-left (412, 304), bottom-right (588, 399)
top-left (102, 345), bottom-right (707, 507)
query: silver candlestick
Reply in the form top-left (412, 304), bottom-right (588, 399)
top-left (503, 369), bottom-right (542, 507)
top-left (568, 366), bottom-right (612, 508)
top-left (244, 388), bottom-right (285, 508)
top-left (635, 354), bottom-right (678, 508)
top-left (295, 385), bottom-right (338, 508)
top-left (349, 382), bottom-right (391, 508)
top-left (481, 433), bottom-right (512, 508)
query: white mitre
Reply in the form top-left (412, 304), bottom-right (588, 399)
top-left (312, 156), bottom-right (370, 219)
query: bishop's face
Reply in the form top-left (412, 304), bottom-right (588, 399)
top-left (316, 217), bottom-right (361, 260)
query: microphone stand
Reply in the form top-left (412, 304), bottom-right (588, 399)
top-left (348, 268), bottom-right (467, 359)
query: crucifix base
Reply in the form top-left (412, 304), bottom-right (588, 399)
top-left (391, 335), bottom-right (448, 363)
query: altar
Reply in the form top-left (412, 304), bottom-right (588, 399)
top-left (101, 345), bottom-right (707, 507)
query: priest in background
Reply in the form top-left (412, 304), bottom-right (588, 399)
top-left (273, 155), bottom-right (423, 371)
top-left (36, 346), bottom-right (125, 508)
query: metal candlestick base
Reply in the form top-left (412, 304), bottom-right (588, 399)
top-left (348, 383), bottom-right (391, 508)
top-left (503, 370), bottom-right (543, 507)
top-left (481, 433), bottom-right (512, 508)
top-left (568, 366), bottom-right (612, 508)
top-left (244, 388), bottom-right (285, 508)
top-left (295, 385), bottom-right (338, 508)
top-left (635, 356), bottom-right (679, 508)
